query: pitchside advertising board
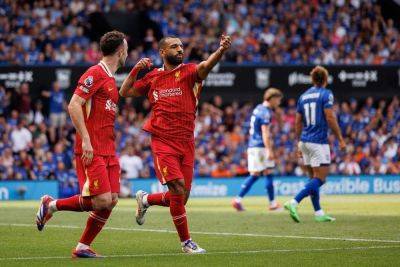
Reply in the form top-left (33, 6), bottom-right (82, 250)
top-left (0, 181), bottom-right (58, 201)
top-left (0, 65), bottom-right (398, 102)
top-left (132, 175), bottom-right (400, 198)
top-left (0, 176), bottom-right (399, 200)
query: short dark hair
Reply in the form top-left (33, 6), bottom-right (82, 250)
top-left (310, 66), bottom-right (329, 87)
top-left (158, 36), bottom-right (178, 49)
top-left (100, 31), bottom-right (125, 56)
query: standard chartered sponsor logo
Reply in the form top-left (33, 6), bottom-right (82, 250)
top-left (105, 99), bottom-right (118, 112)
top-left (158, 88), bottom-right (182, 98)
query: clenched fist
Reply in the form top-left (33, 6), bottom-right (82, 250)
top-left (134, 58), bottom-right (153, 71)
top-left (219, 35), bottom-right (231, 53)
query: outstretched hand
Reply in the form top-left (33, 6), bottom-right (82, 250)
top-left (219, 35), bottom-right (231, 53)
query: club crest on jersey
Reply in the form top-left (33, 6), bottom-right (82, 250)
top-left (174, 71), bottom-right (180, 81)
top-left (84, 76), bottom-right (94, 87)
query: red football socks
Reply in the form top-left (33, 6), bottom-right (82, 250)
top-left (56, 195), bottom-right (93, 212)
top-left (169, 194), bottom-right (190, 242)
top-left (79, 210), bottom-right (111, 246)
top-left (148, 192), bottom-right (170, 207)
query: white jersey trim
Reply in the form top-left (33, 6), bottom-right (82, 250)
top-left (98, 61), bottom-right (113, 77)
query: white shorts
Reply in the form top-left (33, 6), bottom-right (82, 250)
top-left (50, 112), bottom-right (67, 128)
top-left (247, 147), bottom-right (275, 172)
top-left (299, 141), bottom-right (331, 167)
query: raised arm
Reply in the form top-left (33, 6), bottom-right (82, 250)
top-left (67, 94), bottom-right (93, 165)
top-left (324, 108), bottom-right (346, 150)
top-left (196, 35), bottom-right (231, 80)
top-left (119, 58), bottom-right (152, 97)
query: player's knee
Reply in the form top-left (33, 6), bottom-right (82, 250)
top-left (167, 179), bottom-right (185, 195)
top-left (92, 194), bottom-right (113, 211)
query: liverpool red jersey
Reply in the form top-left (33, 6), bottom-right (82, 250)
top-left (134, 63), bottom-right (202, 141)
top-left (73, 61), bottom-right (119, 155)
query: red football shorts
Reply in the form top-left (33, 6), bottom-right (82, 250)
top-left (76, 155), bottom-right (120, 197)
top-left (151, 136), bottom-right (194, 190)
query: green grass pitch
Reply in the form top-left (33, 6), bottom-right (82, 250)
top-left (1, 195), bottom-right (400, 266)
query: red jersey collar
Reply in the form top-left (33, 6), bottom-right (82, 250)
top-left (98, 61), bottom-right (114, 78)
top-left (158, 64), bottom-right (183, 72)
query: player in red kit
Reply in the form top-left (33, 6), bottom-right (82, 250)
top-left (120, 35), bottom-right (231, 253)
top-left (35, 31), bottom-right (128, 258)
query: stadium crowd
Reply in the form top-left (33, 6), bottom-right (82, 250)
top-left (0, 82), bottom-right (399, 194)
top-left (1, 0), bottom-right (399, 65)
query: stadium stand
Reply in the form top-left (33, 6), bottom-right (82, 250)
top-left (0, 0), bottom-right (399, 65)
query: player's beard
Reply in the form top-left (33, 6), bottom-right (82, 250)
top-left (118, 56), bottom-right (126, 68)
top-left (165, 53), bottom-right (183, 66)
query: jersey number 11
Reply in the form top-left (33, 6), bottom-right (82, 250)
top-left (304, 102), bottom-right (316, 126)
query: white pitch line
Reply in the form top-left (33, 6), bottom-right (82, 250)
top-left (1, 245), bottom-right (400, 261)
top-left (1, 223), bottom-right (400, 244)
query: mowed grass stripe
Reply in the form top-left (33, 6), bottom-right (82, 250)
top-left (1, 245), bottom-right (400, 261)
top-left (1, 223), bottom-right (400, 244)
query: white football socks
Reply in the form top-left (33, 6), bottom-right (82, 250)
top-left (142, 194), bottom-right (149, 208)
top-left (49, 200), bottom-right (58, 213)
top-left (290, 199), bottom-right (299, 207)
top-left (315, 210), bottom-right (325, 216)
top-left (76, 242), bottom-right (89, 251)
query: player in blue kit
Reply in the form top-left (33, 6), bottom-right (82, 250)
top-left (232, 88), bottom-right (283, 211)
top-left (284, 66), bottom-right (346, 223)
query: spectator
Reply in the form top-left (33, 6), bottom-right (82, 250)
top-left (42, 81), bottom-right (66, 128)
top-left (10, 118), bottom-right (32, 153)
top-left (339, 155), bottom-right (362, 175)
top-left (13, 83), bottom-right (32, 122)
top-left (120, 146), bottom-right (144, 179)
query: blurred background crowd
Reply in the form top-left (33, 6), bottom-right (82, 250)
top-left (1, 0), bottom-right (399, 65)
top-left (0, 81), bottom-right (399, 196)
